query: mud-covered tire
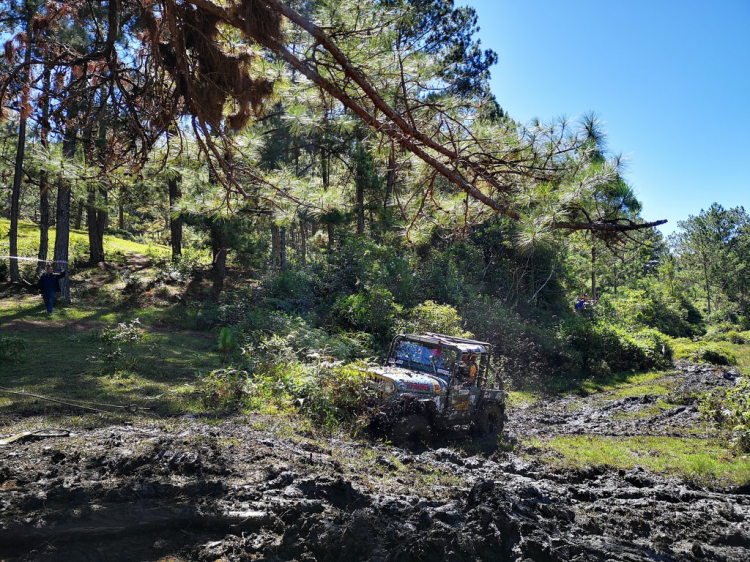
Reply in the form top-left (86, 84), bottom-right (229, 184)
top-left (392, 414), bottom-right (430, 446)
top-left (472, 403), bottom-right (504, 437)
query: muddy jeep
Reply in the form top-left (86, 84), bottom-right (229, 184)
top-left (368, 333), bottom-right (505, 443)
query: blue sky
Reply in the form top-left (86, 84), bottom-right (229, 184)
top-left (458, 0), bottom-right (750, 236)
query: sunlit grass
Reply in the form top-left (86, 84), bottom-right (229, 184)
top-left (0, 298), bottom-right (220, 416)
top-left (0, 218), bottom-right (169, 260)
top-left (506, 390), bottom-right (538, 408)
top-left (529, 435), bottom-right (750, 487)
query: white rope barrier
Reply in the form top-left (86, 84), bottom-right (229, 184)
top-left (0, 255), bottom-right (68, 264)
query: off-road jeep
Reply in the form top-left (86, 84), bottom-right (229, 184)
top-left (368, 332), bottom-right (505, 443)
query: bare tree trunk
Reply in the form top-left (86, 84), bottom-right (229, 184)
top-left (36, 67), bottom-right (52, 276)
top-left (74, 201), bottom-right (83, 230)
top-left (299, 219), bottom-right (307, 268)
top-left (271, 223), bottom-right (280, 267)
top-left (118, 194), bottom-right (124, 230)
top-left (210, 219), bottom-right (227, 294)
top-left (54, 81), bottom-right (82, 304)
top-left (356, 181), bottom-right (365, 235)
top-left (168, 175), bottom-right (182, 260)
top-left (384, 144), bottom-right (395, 211)
top-left (85, 95), bottom-right (108, 264)
top-left (9, 11), bottom-right (33, 283)
top-left (590, 244), bottom-right (597, 300)
top-left (279, 226), bottom-right (287, 270)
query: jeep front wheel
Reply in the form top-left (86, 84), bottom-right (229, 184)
top-left (473, 403), bottom-right (504, 437)
top-left (392, 414), bottom-right (430, 446)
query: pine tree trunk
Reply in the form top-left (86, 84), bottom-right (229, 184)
top-left (36, 67), bottom-right (52, 276)
top-left (299, 219), bottom-right (307, 269)
top-left (356, 181), bottom-right (365, 235)
top-left (590, 244), bottom-right (597, 300)
top-left (271, 223), bottom-right (280, 267)
top-left (280, 226), bottom-right (287, 270)
top-left (210, 220), bottom-right (227, 294)
top-left (9, 110), bottom-right (28, 283)
top-left (74, 201), bottom-right (83, 230)
top-left (85, 97), bottom-right (108, 264)
top-left (168, 176), bottom-right (182, 260)
top-left (54, 82), bottom-right (82, 304)
top-left (9, 12), bottom-right (33, 283)
top-left (384, 144), bottom-right (395, 211)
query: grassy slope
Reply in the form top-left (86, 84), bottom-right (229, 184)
top-left (0, 295), bottom-right (221, 416)
top-left (0, 218), bottom-right (169, 262)
top-left (1, 222), bottom-right (210, 416)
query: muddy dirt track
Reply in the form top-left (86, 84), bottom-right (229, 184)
top-left (1, 363), bottom-right (749, 561)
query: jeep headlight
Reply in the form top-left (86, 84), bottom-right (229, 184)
top-left (383, 381), bottom-right (396, 395)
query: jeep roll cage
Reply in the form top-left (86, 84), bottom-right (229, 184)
top-left (385, 333), bottom-right (494, 383)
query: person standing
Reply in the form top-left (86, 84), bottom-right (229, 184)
top-left (38, 265), bottom-right (66, 314)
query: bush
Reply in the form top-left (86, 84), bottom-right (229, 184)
top-left (567, 323), bottom-right (672, 375)
top-left (670, 338), bottom-right (737, 366)
top-left (705, 329), bottom-right (746, 345)
top-left (600, 286), bottom-right (700, 337)
top-left (398, 300), bottom-right (471, 337)
top-left (463, 296), bottom-right (582, 385)
top-left (701, 377), bottom-right (750, 452)
top-left (97, 319), bottom-right (147, 369)
top-left (335, 286), bottom-right (402, 340)
top-left (295, 362), bottom-right (377, 431)
top-left (198, 367), bottom-right (251, 409)
top-left (0, 336), bottom-right (27, 363)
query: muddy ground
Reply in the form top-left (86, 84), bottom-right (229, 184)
top-left (1, 363), bottom-right (748, 561)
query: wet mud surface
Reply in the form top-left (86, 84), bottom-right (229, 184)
top-left (1, 363), bottom-right (748, 561)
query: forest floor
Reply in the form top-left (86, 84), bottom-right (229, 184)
top-left (1, 260), bottom-right (750, 561)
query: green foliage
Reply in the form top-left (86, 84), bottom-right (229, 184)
top-left (0, 336), bottom-right (27, 363)
top-left (599, 285), bottom-right (700, 337)
top-left (244, 311), bottom-right (372, 363)
top-left (701, 377), bottom-right (750, 452)
top-left (398, 300), bottom-right (470, 337)
top-left (567, 322), bottom-right (672, 375)
top-left (295, 362), bottom-right (377, 431)
top-left (97, 319), bottom-right (147, 369)
top-left (263, 269), bottom-right (316, 314)
top-left (217, 327), bottom-right (238, 358)
top-left (335, 286), bottom-right (402, 340)
top-left (670, 338), bottom-right (737, 366)
top-left (197, 367), bottom-right (250, 410)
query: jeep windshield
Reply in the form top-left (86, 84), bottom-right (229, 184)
top-left (389, 339), bottom-right (457, 376)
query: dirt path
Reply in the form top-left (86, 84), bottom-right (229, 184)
top-left (1, 364), bottom-right (748, 561)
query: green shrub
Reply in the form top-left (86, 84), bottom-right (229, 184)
top-left (399, 300), bottom-right (471, 337)
top-left (0, 336), bottom-right (27, 363)
top-left (295, 362), bottom-right (377, 430)
top-left (670, 338), bottom-right (737, 366)
top-left (705, 330), bottom-right (746, 345)
top-left (567, 323), bottom-right (671, 375)
top-left (701, 377), bottom-right (750, 452)
top-left (97, 319), bottom-right (147, 369)
top-left (335, 286), bottom-right (402, 340)
top-left (198, 367), bottom-right (251, 409)
top-left (600, 286), bottom-right (700, 337)
top-left (218, 327), bottom-right (238, 358)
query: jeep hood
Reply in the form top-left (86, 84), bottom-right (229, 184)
top-left (368, 366), bottom-right (448, 396)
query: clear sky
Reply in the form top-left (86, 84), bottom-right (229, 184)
top-left (457, 0), bottom-right (750, 236)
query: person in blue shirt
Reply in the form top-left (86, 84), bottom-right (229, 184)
top-left (37, 265), bottom-right (66, 314)
top-left (574, 294), bottom-right (585, 312)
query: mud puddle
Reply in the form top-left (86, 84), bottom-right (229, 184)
top-left (1, 363), bottom-right (748, 561)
